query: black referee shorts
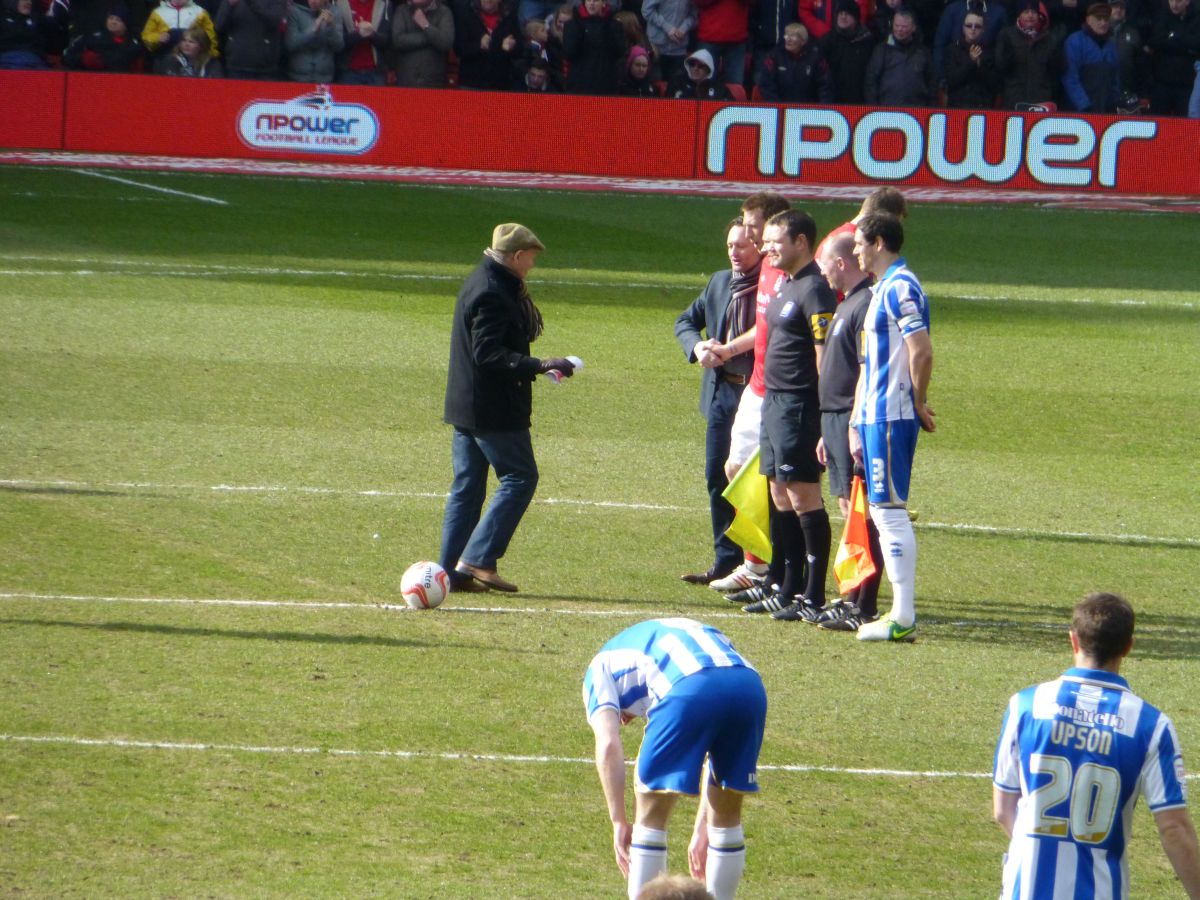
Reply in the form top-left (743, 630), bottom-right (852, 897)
top-left (759, 390), bottom-right (823, 483)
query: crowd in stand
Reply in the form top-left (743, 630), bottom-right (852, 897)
top-left (2, 0), bottom-right (1198, 114)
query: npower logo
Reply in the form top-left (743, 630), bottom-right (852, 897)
top-left (705, 107), bottom-right (1158, 189)
top-left (238, 87), bottom-right (379, 155)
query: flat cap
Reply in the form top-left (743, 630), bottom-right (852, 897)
top-left (491, 223), bottom-right (545, 253)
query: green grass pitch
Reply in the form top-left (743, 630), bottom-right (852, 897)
top-left (1, 165), bottom-right (1198, 897)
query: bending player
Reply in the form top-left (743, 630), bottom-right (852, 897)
top-left (583, 618), bottom-right (767, 900)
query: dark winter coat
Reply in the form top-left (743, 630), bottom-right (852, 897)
top-left (755, 39), bottom-right (834, 101)
top-left (820, 22), bottom-right (875, 102)
top-left (666, 69), bottom-right (734, 96)
top-left (62, 25), bottom-right (143, 68)
top-left (944, 37), bottom-right (1000, 106)
top-left (454, 0), bottom-right (522, 89)
top-left (444, 256), bottom-right (543, 433)
top-left (562, 3), bottom-right (625, 94)
top-left (993, 21), bottom-right (1063, 106)
top-left (864, 33), bottom-right (936, 104)
top-left (1148, 3), bottom-right (1200, 87)
top-left (215, 0), bottom-right (287, 77)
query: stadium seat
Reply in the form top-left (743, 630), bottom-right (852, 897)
top-left (726, 83), bottom-right (747, 101)
top-left (750, 85), bottom-right (763, 102)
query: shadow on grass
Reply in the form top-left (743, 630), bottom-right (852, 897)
top-left (0, 617), bottom-right (541, 653)
top-left (0, 484), bottom-right (150, 499)
top-left (921, 524), bottom-right (1200, 553)
top-left (923, 605), bottom-right (1200, 662)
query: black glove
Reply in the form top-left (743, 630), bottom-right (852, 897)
top-left (537, 357), bottom-right (575, 377)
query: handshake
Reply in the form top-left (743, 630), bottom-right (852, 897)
top-left (694, 339), bottom-right (734, 369)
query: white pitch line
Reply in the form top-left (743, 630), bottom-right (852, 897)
top-left (2, 477), bottom-right (1195, 547)
top-left (68, 168), bottom-right (229, 206)
top-left (0, 733), bottom-right (993, 780)
top-left (4, 734), bottom-right (1195, 782)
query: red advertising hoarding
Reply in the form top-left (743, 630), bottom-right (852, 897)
top-left (2, 71), bottom-right (1197, 198)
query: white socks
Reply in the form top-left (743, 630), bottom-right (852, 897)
top-left (870, 505), bottom-right (917, 627)
top-left (706, 824), bottom-right (746, 900)
top-left (628, 825), bottom-right (668, 900)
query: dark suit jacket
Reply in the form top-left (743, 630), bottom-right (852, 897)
top-left (674, 269), bottom-right (750, 419)
top-left (444, 255), bottom-right (542, 432)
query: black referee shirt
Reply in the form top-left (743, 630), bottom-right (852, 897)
top-left (763, 260), bottom-right (837, 394)
top-left (818, 277), bottom-right (873, 412)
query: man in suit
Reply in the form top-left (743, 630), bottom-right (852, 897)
top-left (674, 218), bottom-right (764, 585)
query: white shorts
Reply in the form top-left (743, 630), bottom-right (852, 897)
top-left (726, 388), bottom-right (764, 469)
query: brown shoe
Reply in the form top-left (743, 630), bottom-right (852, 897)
top-left (448, 574), bottom-right (491, 594)
top-left (680, 566), bottom-right (733, 586)
top-left (456, 563), bottom-right (519, 593)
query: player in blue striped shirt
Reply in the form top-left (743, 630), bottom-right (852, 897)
top-left (849, 212), bottom-right (935, 642)
top-left (993, 593), bottom-right (1200, 899)
top-left (583, 618), bottom-right (767, 900)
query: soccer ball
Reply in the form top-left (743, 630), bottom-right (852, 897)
top-left (400, 561), bottom-right (449, 610)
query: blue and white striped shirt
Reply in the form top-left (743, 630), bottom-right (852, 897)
top-left (582, 618), bottom-right (754, 723)
top-left (855, 258), bottom-right (930, 426)
top-left (993, 667), bottom-right (1188, 899)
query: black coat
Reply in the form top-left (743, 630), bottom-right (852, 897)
top-left (454, 2), bottom-right (522, 89)
top-left (820, 24), bottom-right (876, 103)
top-left (562, 4), bottom-right (625, 94)
top-left (944, 38), bottom-right (999, 107)
top-left (444, 256), bottom-right (543, 433)
top-left (993, 23), bottom-right (1063, 107)
top-left (755, 41), bottom-right (834, 101)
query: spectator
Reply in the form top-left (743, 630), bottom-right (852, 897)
top-left (1148, 0), bottom-right (1200, 114)
top-left (391, 0), bottom-right (454, 86)
top-left (62, 3), bottom-right (143, 68)
top-left (544, 0), bottom-right (571, 78)
top-left (944, 8), bottom-right (1000, 104)
top-left (156, 19), bottom-right (221, 69)
top-left (748, 0), bottom-right (795, 80)
top-left (141, 0), bottom-right (215, 65)
top-left (1108, 0), bottom-right (1148, 95)
top-left (994, 0), bottom-right (1063, 107)
top-left (0, 0), bottom-right (52, 65)
top-left (693, 0), bottom-right (749, 84)
top-left (285, 0), bottom-right (343, 81)
top-left (756, 21), bottom-right (834, 100)
top-left (864, 8), bottom-right (936, 104)
top-left (334, 0), bottom-right (390, 85)
top-left (618, 41), bottom-right (659, 91)
top-left (1062, 1), bottom-right (1120, 110)
top-left (1190, 57), bottom-right (1200, 113)
top-left (933, 0), bottom-right (1006, 83)
top-left (641, 0), bottom-right (693, 80)
top-left (514, 48), bottom-right (558, 84)
top-left (615, 8), bottom-right (654, 66)
top-left (455, 0), bottom-right (521, 89)
top-left (798, 0), bottom-right (868, 40)
top-left (562, 0), bottom-right (625, 94)
top-left (666, 45), bottom-right (734, 94)
top-left (819, 0), bottom-right (875, 101)
top-left (1047, 0), bottom-right (1085, 33)
top-left (516, 0), bottom-right (553, 28)
top-left (215, 0), bottom-right (287, 80)
top-left (870, 0), bottom-right (901, 40)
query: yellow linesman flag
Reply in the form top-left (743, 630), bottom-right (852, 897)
top-left (833, 475), bottom-right (876, 593)
top-left (721, 448), bottom-right (772, 563)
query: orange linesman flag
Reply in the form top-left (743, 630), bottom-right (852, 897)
top-left (833, 476), bottom-right (876, 593)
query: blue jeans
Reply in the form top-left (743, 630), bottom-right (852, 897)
top-left (696, 40), bottom-right (748, 87)
top-left (706, 378), bottom-right (745, 572)
top-left (439, 427), bottom-right (539, 574)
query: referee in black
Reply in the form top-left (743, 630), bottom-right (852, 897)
top-left (741, 209), bottom-right (837, 622)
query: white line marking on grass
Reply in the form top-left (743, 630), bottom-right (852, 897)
top-left (69, 168), bottom-right (229, 206)
top-left (4, 734), bottom-right (1195, 782)
top-left (3, 477), bottom-right (1195, 547)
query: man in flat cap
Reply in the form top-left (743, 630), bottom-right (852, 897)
top-left (438, 223), bottom-right (577, 594)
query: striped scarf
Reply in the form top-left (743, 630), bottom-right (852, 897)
top-left (485, 249), bottom-right (544, 342)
